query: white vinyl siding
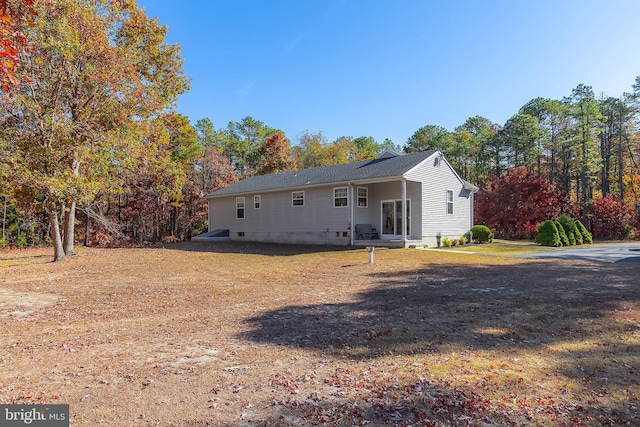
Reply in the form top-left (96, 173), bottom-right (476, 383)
top-left (210, 186), bottom-right (352, 236)
top-left (236, 197), bottom-right (245, 219)
top-left (357, 187), bottom-right (368, 207)
top-left (292, 191), bottom-right (304, 206)
top-left (333, 187), bottom-right (348, 207)
top-left (405, 152), bottom-right (473, 241)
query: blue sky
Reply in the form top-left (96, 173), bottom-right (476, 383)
top-left (136, 0), bottom-right (640, 147)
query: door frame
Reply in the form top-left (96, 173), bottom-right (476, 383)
top-left (380, 199), bottom-right (411, 238)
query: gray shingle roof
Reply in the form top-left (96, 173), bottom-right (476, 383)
top-left (209, 150), bottom-right (437, 197)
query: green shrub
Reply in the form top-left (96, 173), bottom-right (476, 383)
top-left (575, 220), bottom-right (592, 244)
top-left (16, 232), bottom-right (28, 249)
top-left (535, 220), bottom-right (561, 247)
top-left (554, 220), bottom-right (569, 246)
top-left (192, 220), bottom-right (208, 238)
top-left (458, 236), bottom-right (468, 245)
top-left (442, 237), bottom-right (452, 247)
top-left (573, 224), bottom-right (583, 245)
top-left (557, 214), bottom-right (579, 245)
top-left (469, 225), bottom-right (493, 243)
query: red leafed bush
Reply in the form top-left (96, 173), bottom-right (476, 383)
top-left (590, 194), bottom-right (637, 239)
top-left (475, 167), bottom-right (573, 239)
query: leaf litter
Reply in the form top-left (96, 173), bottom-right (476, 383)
top-left (0, 243), bottom-right (639, 426)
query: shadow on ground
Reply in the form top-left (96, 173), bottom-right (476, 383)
top-left (240, 260), bottom-right (640, 357)
top-left (238, 259), bottom-right (640, 424)
top-left (159, 240), bottom-right (358, 256)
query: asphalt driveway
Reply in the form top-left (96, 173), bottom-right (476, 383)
top-left (516, 242), bottom-right (640, 263)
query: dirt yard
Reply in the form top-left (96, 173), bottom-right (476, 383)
top-left (1, 243), bottom-right (639, 426)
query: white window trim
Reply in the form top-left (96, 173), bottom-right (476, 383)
top-left (236, 196), bottom-right (245, 219)
top-left (254, 195), bottom-right (261, 209)
top-left (333, 186), bottom-right (349, 208)
top-left (446, 189), bottom-right (454, 215)
top-left (292, 191), bottom-right (305, 207)
top-left (357, 186), bottom-right (368, 208)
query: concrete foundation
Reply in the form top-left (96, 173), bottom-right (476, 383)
top-left (230, 231), bottom-right (351, 246)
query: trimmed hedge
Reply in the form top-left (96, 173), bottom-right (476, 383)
top-left (575, 220), bottom-right (593, 244)
top-left (469, 225), bottom-right (494, 243)
top-left (535, 215), bottom-right (593, 246)
top-left (554, 220), bottom-right (570, 247)
top-left (535, 220), bottom-right (562, 247)
top-left (556, 215), bottom-right (576, 245)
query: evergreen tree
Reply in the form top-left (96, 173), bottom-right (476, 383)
top-left (554, 220), bottom-right (569, 246)
top-left (535, 220), bottom-right (561, 247)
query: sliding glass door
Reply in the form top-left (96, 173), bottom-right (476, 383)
top-left (381, 200), bottom-right (410, 237)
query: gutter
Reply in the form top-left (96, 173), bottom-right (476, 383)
top-left (207, 176), bottom-right (408, 199)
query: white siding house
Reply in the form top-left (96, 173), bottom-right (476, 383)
top-left (204, 150), bottom-right (478, 247)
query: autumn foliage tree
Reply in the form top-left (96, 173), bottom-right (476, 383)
top-left (0, 0), bottom-right (189, 261)
top-left (475, 167), bottom-right (571, 239)
top-left (183, 147), bottom-right (236, 236)
top-left (590, 194), bottom-right (637, 239)
top-left (256, 132), bottom-right (295, 175)
top-left (0, 0), bottom-right (35, 91)
top-left (81, 116), bottom-right (236, 246)
top-left (117, 114), bottom-right (200, 243)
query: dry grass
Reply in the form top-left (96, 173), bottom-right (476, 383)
top-left (432, 240), bottom-right (558, 256)
top-left (1, 243), bottom-right (639, 426)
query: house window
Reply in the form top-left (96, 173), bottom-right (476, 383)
top-left (333, 187), bottom-right (348, 207)
top-left (446, 189), bottom-right (454, 215)
top-left (292, 191), bottom-right (304, 207)
top-left (236, 197), bottom-right (245, 219)
top-left (254, 195), bottom-right (261, 209)
top-left (357, 187), bottom-right (368, 207)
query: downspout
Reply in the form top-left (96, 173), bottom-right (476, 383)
top-left (207, 196), bottom-right (212, 232)
top-left (470, 191), bottom-right (475, 229)
top-left (401, 178), bottom-right (407, 245)
top-left (349, 183), bottom-right (354, 246)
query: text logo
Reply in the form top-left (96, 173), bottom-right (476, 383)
top-left (1, 405), bottom-right (69, 426)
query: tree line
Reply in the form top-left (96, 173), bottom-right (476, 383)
top-left (1, 1), bottom-right (639, 261)
top-left (405, 81), bottom-right (640, 238)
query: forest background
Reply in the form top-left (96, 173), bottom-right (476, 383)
top-left (1, 0), bottom-right (639, 261)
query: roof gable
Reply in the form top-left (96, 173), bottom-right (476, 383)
top-left (209, 150), bottom-right (437, 197)
top-left (377, 148), bottom-right (405, 159)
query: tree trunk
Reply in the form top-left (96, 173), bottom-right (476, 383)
top-left (84, 208), bottom-right (90, 247)
top-left (581, 174), bottom-right (589, 226)
top-left (537, 139), bottom-right (541, 177)
top-left (63, 157), bottom-right (80, 255)
top-left (561, 153), bottom-right (570, 194)
top-left (49, 207), bottom-right (66, 262)
top-left (549, 149), bottom-right (555, 185)
top-left (600, 132), bottom-right (610, 197)
top-left (2, 197), bottom-right (6, 244)
top-left (618, 105), bottom-right (624, 201)
top-left (63, 200), bottom-right (76, 255)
